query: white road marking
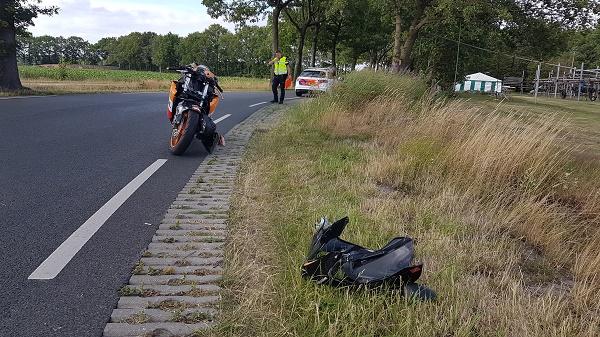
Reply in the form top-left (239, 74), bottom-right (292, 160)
top-left (0, 95), bottom-right (57, 100)
top-left (28, 159), bottom-right (168, 280)
top-left (121, 92), bottom-right (162, 95)
top-left (249, 101), bottom-right (268, 108)
top-left (213, 114), bottom-right (231, 124)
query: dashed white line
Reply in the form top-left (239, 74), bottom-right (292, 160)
top-left (249, 101), bottom-right (268, 108)
top-left (28, 159), bottom-right (168, 280)
top-left (213, 114), bottom-right (231, 124)
top-left (121, 92), bottom-right (162, 95)
top-left (0, 95), bottom-right (57, 100)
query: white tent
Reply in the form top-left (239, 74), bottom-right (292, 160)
top-left (455, 72), bottom-right (502, 93)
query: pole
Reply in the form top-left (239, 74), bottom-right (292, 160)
top-left (521, 70), bottom-right (524, 94)
top-left (554, 63), bottom-right (560, 98)
top-left (578, 62), bottom-right (583, 101)
top-left (570, 52), bottom-right (575, 78)
top-left (453, 23), bottom-right (461, 90)
top-left (534, 63), bottom-right (541, 103)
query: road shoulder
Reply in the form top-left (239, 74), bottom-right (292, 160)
top-left (102, 104), bottom-right (287, 337)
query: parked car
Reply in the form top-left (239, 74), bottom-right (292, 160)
top-left (295, 67), bottom-right (336, 96)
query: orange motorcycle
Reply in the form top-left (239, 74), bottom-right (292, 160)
top-left (166, 64), bottom-right (224, 155)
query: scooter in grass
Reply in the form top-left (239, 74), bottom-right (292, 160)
top-left (302, 217), bottom-right (436, 300)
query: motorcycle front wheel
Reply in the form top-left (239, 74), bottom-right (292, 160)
top-left (169, 110), bottom-right (199, 155)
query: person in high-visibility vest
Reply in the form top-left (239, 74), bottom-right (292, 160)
top-left (268, 50), bottom-right (291, 104)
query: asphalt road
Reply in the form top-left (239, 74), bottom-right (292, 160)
top-left (0, 91), bottom-right (281, 337)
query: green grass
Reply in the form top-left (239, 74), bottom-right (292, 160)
top-left (216, 71), bottom-right (600, 337)
top-left (465, 94), bottom-right (600, 154)
top-left (19, 65), bottom-right (181, 81)
top-left (15, 65), bottom-right (270, 93)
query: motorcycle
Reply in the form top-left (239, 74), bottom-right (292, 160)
top-left (166, 64), bottom-right (224, 155)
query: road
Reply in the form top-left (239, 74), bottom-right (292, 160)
top-left (0, 91), bottom-right (280, 337)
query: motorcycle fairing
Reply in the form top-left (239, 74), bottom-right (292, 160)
top-left (302, 217), bottom-right (423, 287)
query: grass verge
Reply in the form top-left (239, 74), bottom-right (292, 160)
top-left (213, 71), bottom-right (600, 337)
top-left (8, 65), bottom-right (270, 94)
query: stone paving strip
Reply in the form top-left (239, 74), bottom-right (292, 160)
top-left (103, 104), bottom-right (287, 337)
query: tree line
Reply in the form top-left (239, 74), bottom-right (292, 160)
top-left (2, 0), bottom-right (600, 91)
top-left (17, 24), bottom-right (273, 78)
top-left (202, 0), bottom-right (600, 84)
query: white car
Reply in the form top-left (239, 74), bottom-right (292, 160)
top-left (295, 67), bottom-right (336, 96)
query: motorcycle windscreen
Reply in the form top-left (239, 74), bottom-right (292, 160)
top-left (341, 237), bottom-right (415, 283)
top-left (306, 217), bottom-right (349, 261)
top-left (321, 237), bottom-right (359, 254)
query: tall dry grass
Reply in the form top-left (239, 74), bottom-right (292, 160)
top-left (219, 70), bottom-right (600, 337)
top-left (321, 71), bottom-right (600, 312)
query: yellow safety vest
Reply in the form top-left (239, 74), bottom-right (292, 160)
top-left (273, 56), bottom-right (288, 75)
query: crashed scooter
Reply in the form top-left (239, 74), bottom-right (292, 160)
top-left (301, 217), bottom-right (436, 300)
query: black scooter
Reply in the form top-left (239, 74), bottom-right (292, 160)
top-left (302, 217), bottom-right (436, 300)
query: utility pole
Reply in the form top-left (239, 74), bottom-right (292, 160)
top-left (554, 63), bottom-right (560, 99)
top-left (578, 62), bottom-right (584, 101)
top-left (453, 23), bottom-right (461, 90)
top-left (534, 63), bottom-right (541, 103)
top-left (521, 70), bottom-right (524, 94)
top-left (570, 52), bottom-right (575, 78)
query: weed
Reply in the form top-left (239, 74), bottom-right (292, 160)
top-left (132, 261), bottom-right (145, 275)
top-left (122, 311), bottom-right (150, 324)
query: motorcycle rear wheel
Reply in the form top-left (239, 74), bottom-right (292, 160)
top-left (169, 110), bottom-right (199, 155)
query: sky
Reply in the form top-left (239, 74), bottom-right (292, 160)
top-left (29, 0), bottom-right (243, 43)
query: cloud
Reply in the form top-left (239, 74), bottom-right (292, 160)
top-left (29, 0), bottom-right (238, 42)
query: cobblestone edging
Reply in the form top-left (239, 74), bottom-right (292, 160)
top-left (103, 105), bottom-right (286, 337)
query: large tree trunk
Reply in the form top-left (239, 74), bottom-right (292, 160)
top-left (391, 13), bottom-right (402, 73)
top-left (310, 24), bottom-right (320, 67)
top-left (398, 21), bottom-right (423, 71)
top-left (398, 0), bottom-right (429, 71)
top-left (351, 55), bottom-right (358, 71)
top-left (0, 4), bottom-right (23, 91)
top-left (294, 25), bottom-right (308, 79)
top-left (331, 41), bottom-right (337, 70)
top-left (272, 6), bottom-right (282, 53)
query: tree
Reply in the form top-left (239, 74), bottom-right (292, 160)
top-left (62, 36), bottom-right (91, 64)
top-left (202, 0), bottom-right (296, 53)
top-left (389, 0), bottom-right (433, 72)
top-left (179, 32), bottom-right (208, 66)
top-left (284, 0), bottom-right (323, 77)
top-left (235, 25), bottom-right (272, 76)
top-left (151, 33), bottom-right (180, 72)
top-left (94, 37), bottom-right (118, 66)
top-left (0, 0), bottom-right (57, 90)
top-left (202, 24), bottom-right (231, 73)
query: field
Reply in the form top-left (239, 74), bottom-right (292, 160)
top-left (210, 71), bottom-right (600, 337)
top-left (467, 94), bottom-right (600, 160)
top-left (15, 65), bottom-right (270, 93)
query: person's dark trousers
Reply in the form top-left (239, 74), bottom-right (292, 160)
top-left (271, 74), bottom-right (287, 103)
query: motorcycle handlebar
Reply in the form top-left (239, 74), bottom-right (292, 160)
top-left (166, 65), bottom-right (224, 92)
top-left (166, 66), bottom-right (189, 71)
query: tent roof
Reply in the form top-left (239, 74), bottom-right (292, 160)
top-left (465, 72), bottom-right (501, 82)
